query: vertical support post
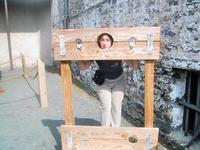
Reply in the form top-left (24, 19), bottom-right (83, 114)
top-left (20, 53), bottom-right (27, 78)
top-left (38, 59), bottom-right (48, 108)
top-left (144, 60), bottom-right (154, 127)
top-left (60, 61), bottom-right (74, 125)
top-left (4, 0), bottom-right (13, 70)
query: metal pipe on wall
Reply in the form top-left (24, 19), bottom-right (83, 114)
top-left (4, 0), bottom-right (13, 70)
top-left (63, 0), bottom-right (68, 29)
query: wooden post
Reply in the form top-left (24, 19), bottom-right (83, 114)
top-left (38, 59), bottom-right (48, 108)
top-left (144, 60), bottom-right (154, 127)
top-left (60, 62), bottom-right (74, 125)
top-left (20, 53), bottom-right (27, 78)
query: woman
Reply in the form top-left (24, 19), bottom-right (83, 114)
top-left (78, 33), bottom-right (139, 127)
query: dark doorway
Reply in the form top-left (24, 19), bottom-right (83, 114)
top-left (182, 71), bottom-right (200, 136)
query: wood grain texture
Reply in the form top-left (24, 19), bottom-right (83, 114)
top-left (20, 53), bottom-right (27, 78)
top-left (144, 60), bottom-right (154, 127)
top-left (61, 62), bottom-right (74, 125)
top-left (53, 41), bottom-right (160, 60)
top-left (52, 27), bottom-right (160, 43)
top-left (61, 125), bottom-right (159, 150)
top-left (52, 27), bottom-right (160, 61)
top-left (53, 28), bottom-right (160, 149)
top-left (38, 59), bottom-right (48, 108)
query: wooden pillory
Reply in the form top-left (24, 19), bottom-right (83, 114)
top-left (52, 27), bottom-right (160, 150)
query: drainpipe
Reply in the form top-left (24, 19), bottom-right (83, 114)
top-left (4, 0), bottom-right (13, 70)
top-left (63, 0), bottom-right (68, 29)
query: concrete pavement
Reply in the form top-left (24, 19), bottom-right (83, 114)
top-left (1, 66), bottom-right (200, 150)
top-left (0, 69), bottom-right (133, 150)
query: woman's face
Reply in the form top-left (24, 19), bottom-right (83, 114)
top-left (99, 35), bottom-right (112, 49)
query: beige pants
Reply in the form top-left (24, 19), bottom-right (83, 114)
top-left (96, 73), bottom-right (127, 127)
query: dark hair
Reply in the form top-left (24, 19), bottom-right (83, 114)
top-left (97, 33), bottom-right (114, 48)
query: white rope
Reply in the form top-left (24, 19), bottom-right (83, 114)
top-left (0, 56), bottom-right (21, 66)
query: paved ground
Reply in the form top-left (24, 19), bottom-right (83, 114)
top-left (0, 68), bottom-right (197, 150)
top-left (0, 69), bottom-right (100, 149)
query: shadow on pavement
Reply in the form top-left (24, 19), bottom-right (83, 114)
top-left (24, 77), bottom-right (40, 104)
top-left (75, 117), bottom-right (101, 126)
top-left (41, 118), bottom-right (100, 150)
top-left (42, 119), bottom-right (64, 150)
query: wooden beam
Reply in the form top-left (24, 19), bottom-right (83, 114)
top-left (38, 59), bottom-right (48, 108)
top-left (53, 41), bottom-right (160, 61)
top-left (144, 60), bottom-right (154, 127)
top-left (61, 125), bottom-right (159, 150)
top-left (61, 62), bottom-right (74, 125)
top-left (52, 27), bottom-right (160, 43)
top-left (52, 27), bottom-right (160, 61)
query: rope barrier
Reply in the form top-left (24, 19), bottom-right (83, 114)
top-left (0, 64), bottom-right (38, 83)
top-left (0, 53), bottom-right (40, 82)
top-left (0, 56), bottom-right (21, 66)
top-left (25, 65), bottom-right (38, 79)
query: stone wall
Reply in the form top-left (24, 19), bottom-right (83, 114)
top-left (63, 0), bottom-right (200, 148)
top-left (51, 0), bottom-right (66, 29)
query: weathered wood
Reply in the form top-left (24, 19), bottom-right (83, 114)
top-left (53, 41), bottom-right (160, 61)
top-left (52, 27), bottom-right (161, 149)
top-left (38, 59), bottom-right (48, 108)
top-left (144, 60), bottom-right (154, 127)
top-left (52, 27), bottom-right (160, 43)
top-left (61, 125), bottom-right (159, 150)
top-left (20, 53), bottom-right (27, 78)
top-left (61, 62), bottom-right (74, 125)
top-left (52, 27), bottom-right (160, 61)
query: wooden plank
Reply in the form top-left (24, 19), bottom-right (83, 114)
top-left (52, 27), bottom-right (160, 43)
top-left (61, 125), bottom-right (159, 150)
top-left (61, 62), bottom-right (74, 125)
top-left (54, 47), bottom-right (159, 61)
top-left (53, 41), bottom-right (160, 49)
top-left (38, 59), bottom-right (48, 108)
top-left (52, 27), bottom-right (160, 61)
top-left (53, 41), bottom-right (160, 60)
top-left (144, 60), bottom-right (154, 127)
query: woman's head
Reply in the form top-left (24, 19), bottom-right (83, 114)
top-left (97, 33), bottom-right (114, 49)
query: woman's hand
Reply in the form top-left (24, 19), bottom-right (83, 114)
top-left (125, 60), bottom-right (139, 70)
top-left (78, 61), bottom-right (93, 70)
